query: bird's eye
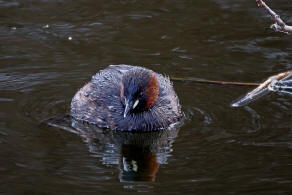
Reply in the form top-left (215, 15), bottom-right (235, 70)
top-left (133, 99), bottom-right (139, 109)
top-left (138, 92), bottom-right (143, 98)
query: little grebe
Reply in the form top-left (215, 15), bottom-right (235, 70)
top-left (71, 65), bottom-right (182, 131)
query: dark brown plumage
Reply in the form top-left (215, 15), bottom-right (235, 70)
top-left (70, 65), bottom-right (182, 131)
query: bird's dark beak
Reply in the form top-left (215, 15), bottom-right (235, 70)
top-left (123, 99), bottom-right (131, 118)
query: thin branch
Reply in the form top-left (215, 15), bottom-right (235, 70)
top-left (171, 77), bottom-right (260, 86)
top-left (256, 0), bottom-right (292, 34)
top-left (231, 70), bottom-right (292, 107)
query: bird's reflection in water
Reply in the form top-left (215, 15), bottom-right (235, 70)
top-left (120, 144), bottom-right (159, 182)
top-left (71, 119), bottom-right (180, 182)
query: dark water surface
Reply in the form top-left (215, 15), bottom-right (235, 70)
top-left (1, 0), bottom-right (292, 194)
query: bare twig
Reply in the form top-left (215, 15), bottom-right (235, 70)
top-left (256, 0), bottom-right (292, 34)
top-left (171, 77), bottom-right (260, 86)
top-left (231, 70), bottom-right (292, 107)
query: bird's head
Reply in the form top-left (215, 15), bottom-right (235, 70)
top-left (121, 68), bottom-right (159, 118)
